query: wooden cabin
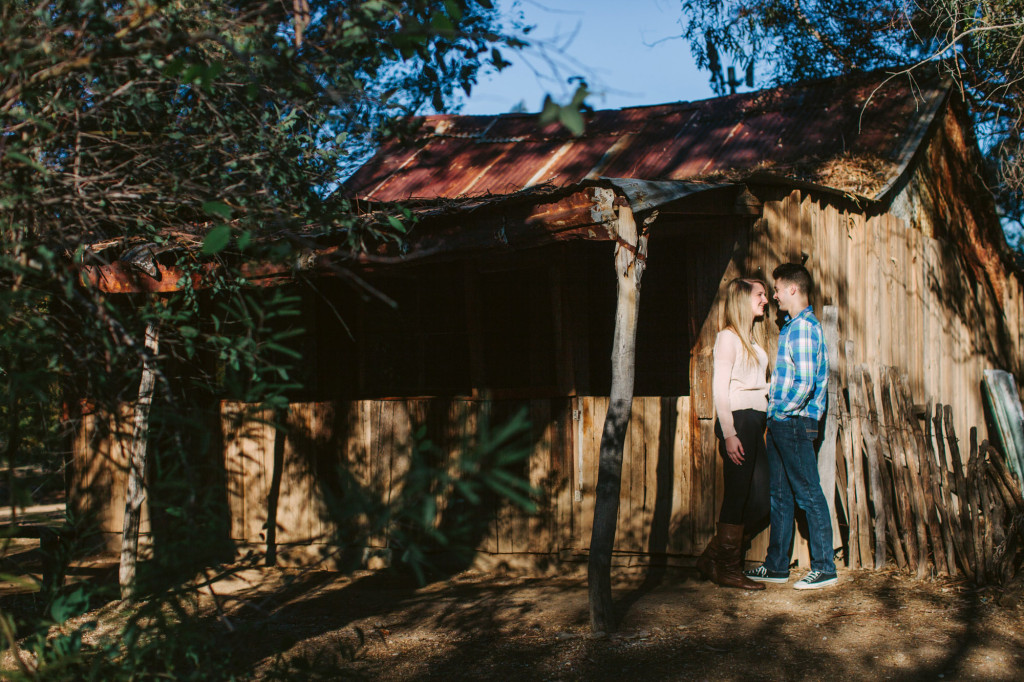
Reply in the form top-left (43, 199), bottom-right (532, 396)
top-left (73, 70), bottom-right (1024, 571)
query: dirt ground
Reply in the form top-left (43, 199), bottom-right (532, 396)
top-left (181, 563), bottom-right (1024, 681)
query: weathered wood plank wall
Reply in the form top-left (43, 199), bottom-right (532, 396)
top-left (71, 406), bottom-right (151, 546)
top-left (74, 396), bottom-right (702, 564)
top-left (211, 397), bottom-right (694, 561)
top-left (749, 189), bottom-right (1020, 444)
top-left (72, 186), bottom-right (1023, 568)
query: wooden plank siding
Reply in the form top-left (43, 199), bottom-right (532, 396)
top-left (75, 396), bottom-right (704, 564)
top-left (750, 189), bottom-right (1019, 456)
top-left (70, 184), bottom-right (1023, 569)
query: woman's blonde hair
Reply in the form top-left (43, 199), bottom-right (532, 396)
top-left (722, 277), bottom-right (770, 365)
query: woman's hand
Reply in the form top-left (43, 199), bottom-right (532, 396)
top-left (724, 435), bottom-right (745, 465)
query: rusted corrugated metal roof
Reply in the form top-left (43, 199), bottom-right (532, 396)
top-left (344, 70), bottom-right (949, 203)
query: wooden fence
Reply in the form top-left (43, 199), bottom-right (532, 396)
top-left (834, 361), bottom-right (1024, 584)
top-left (217, 396), bottom-right (706, 563)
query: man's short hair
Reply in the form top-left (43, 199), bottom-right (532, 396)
top-left (772, 263), bottom-right (813, 295)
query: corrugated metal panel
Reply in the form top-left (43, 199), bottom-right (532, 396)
top-left (344, 71), bottom-right (949, 203)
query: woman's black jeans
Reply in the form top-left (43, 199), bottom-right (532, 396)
top-left (714, 409), bottom-right (769, 530)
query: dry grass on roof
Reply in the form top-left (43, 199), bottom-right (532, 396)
top-left (694, 152), bottom-right (898, 199)
top-left (811, 152), bottom-right (898, 197)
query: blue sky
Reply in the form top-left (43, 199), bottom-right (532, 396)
top-left (460, 0), bottom-right (716, 115)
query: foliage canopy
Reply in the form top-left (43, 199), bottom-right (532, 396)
top-left (0, 1), bottom-right (538, 676)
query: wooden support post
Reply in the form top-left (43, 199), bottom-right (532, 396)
top-left (589, 203), bottom-right (647, 634)
top-left (119, 321), bottom-right (159, 601)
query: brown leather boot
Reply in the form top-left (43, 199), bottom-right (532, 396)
top-left (712, 523), bottom-right (765, 591)
top-left (696, 534), bottom-right (719, 581)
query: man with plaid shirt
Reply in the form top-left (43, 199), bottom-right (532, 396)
top-left (745, 263), bottom-right (837, 590)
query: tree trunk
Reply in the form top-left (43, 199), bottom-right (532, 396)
top-left (119, 321), bottom-right (159, 600)
top-left (588, 204), bottom-right (647, 633)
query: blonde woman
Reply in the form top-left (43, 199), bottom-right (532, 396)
top-left (697, 277), bottom-right (771, 590)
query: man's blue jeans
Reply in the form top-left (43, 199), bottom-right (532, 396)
top-left (764, 416), bottom-right (836, 574)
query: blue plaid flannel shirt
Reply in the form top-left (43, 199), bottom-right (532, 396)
top-left (768, 306), bottom-right (829, 421)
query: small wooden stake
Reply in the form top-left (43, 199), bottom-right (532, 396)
top-left (945, 406), bottom-right (972, 567)
top-left (880, 370), bottom-right (920, 575)
top-left (933, 404), bottom-right (970, 578)
top-left (862, 368), bottom-right (906, 570)
top-left (854, 367), bottom-right (887, 569)
top-left (898, 375), bottom-right (946, 576)
top-left (844, 342), bottom-right (861, 569)
top-left (967, 428), bottom-right (985, 585)
top-left (820, 307), bottom-right (841, 545)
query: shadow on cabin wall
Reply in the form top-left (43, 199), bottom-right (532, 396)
top-left (142, 394), bottom-right (235, 591)
top-left (268, 396), bottom-right (568, 578)
top-left (133, 220), bottom-right (755, 579)
top-left (288, 231), bottom-right (733, 404)
top-left (249, 221), bottom-right (752, 573)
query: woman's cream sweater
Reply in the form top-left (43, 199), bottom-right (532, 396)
top-left (712, 328), bottom-right (769, 439)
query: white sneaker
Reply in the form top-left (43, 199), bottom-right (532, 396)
top-left (793, 570), bottom-right (838, 590)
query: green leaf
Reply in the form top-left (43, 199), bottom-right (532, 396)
top-left (558, 107), bottom-right (584, 136)
top-left (491, 47), bottom-right (510, 70)
top-left (163, 57), bottom-right (186, 77)
top-left (202, 201), bottom-right (234, 220)
top-left (569, 83), bottom-right (590, 109)
top-left (444, 0), bottom-right (463, 21)
top-left (387, 215), bottom-right (406, 233)
top-left (237, 229), bottom-right (252, 251)
top-left (538, 95), bottom-right (559, 126)
top-left (431, 12), bottom-right (455, 32)
top-left (421, 497), bottom-right (437, 528)
top-left (202, 224), bottom-right (232, 255)
top-left (180, 63), bottom-right (204, 83)
top-left (265, 342), bottom-right (303, 359)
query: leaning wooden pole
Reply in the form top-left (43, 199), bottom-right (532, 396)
top-left (119, 321), bottom-right (160, 600)
top-left (588, 203), bottom-right (647, 634)
top-left (819, 306), bottom-right (841, 546)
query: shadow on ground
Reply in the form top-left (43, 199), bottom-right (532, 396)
top-left (185, 565), bottom-right (1024, 681)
